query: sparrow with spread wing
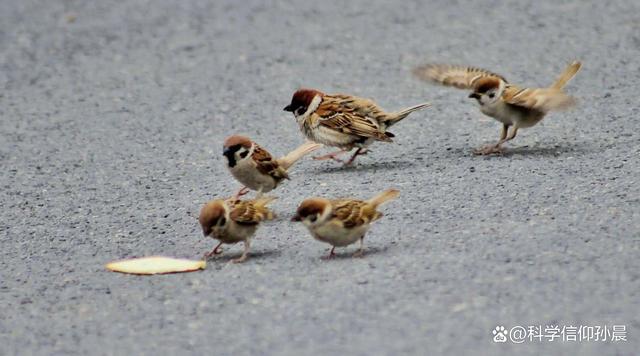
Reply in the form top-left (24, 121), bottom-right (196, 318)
top-left (223, 135), bottom-right (322, 198)
top-left (284, 89), bottom-right (430, 165)
top-left (292, 189), bottom-right (399, 258)
top-left (413, 61), bottom-right (581, 154)
top-left (199, 196), bottom-right (275, 263)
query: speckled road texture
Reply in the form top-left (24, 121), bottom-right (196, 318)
top-left (1, 1), bottom-right (638, 355)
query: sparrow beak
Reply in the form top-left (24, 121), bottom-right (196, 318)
top-left (291, 214), bottom-right (301, 222)
top-left (468, 93), bottom-right (481, 100)
top-left (283, 104), bottom-right (294, 112)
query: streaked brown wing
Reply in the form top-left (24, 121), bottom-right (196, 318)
top-left (325, 94), bottom-right (386, 118)
top-left (314, 96), bottom-right (391, 142)
top-left (413, 64), bottom-right (507, 89)
top-left (229, 201), bottom-right (267, 225)
top-left (502, 85), bottom-right (576, 112)
top-left (330, 199), bottom-right (380, 228)
top-left (251, 145), bottom-right (288, 180)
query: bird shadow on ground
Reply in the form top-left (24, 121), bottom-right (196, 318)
top-left (309, 159), bottom-right (415, 174)
top-left (313, 245), bottom-right (386, 260)
top-left (424, 140), bottom-right (598, 160)
top-left (497, 141), bottom-right (596, 158)
top-left (204, 249), bottom-right (281, 264)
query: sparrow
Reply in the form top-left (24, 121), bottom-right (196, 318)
top-left (222, 135), bottom-right (322, 198)
top-left (199, 196), bottom-right (275, 263)
top-left (413, 61), bottom-right (582, 154)
top-left (291, 189), bottom-right (399, 258)
top-left (283, 89), bottom-right (430, 165)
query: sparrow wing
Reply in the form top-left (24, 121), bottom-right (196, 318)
top-left (313, 95), bottom-right (392, 142)
top-left (502, 85), bottom-right (576, 112)
top-left (251, 144), bottom-right (289, 180)
top-left (330, 199), bottom-right (381, 228)
top-left (413, 64), bottom-right (507, 89)
top-left (229, 200), bottom-right (274, 225)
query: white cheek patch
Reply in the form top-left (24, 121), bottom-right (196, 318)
top-left (238, 145), bottom-right (255, 161)
top-left (497, 80), bottom-right (506, 97)
top-left (319, 206), bottom-right (332, 223)
top-left (301, 95), bottom-right (322, 118)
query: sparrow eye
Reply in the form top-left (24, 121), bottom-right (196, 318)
top-left (296, 107), bottom-right (306, 116)
top-left (309, 215), bottom-right (317, 222)
top-left (488, 93), bottom-right (495, 98)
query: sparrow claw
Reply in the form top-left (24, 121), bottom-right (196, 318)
top-left (231, 187), bottom-right (250, 200)
top-left (343, 147), bottom-right (369, 166)
top-left (313, 150), bottom-right (347, 162)
top-left (203, 242), bottom-right (224, 260)
top-left (313, 155), bottom-right (344, 163)
top-left (321, 247), bottom-right (337, 260)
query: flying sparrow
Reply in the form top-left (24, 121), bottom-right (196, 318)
top-left (199, 196), bottom-right (275, 263)
top-left (283, 89), bottom-right (430, 165)
top-left (223, 135), bottom-right (322, 198)
top-left (291, 189), bottom-right (399, 258)
top-left (413, 61), bottom-right (582, 154)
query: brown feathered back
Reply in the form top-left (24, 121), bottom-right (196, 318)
top-left (230, 197), bottom-right (276, 225)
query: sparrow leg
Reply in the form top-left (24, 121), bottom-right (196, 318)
top-left (344, 148), bottom-right (366, 166)
top-left (489, 125), bottom-right (519, 153)
top-left (352, 237), bottom-right (365, 258)
top-left (230, 240), bottom-right (250, 263)
top-left (232, 187), bottom-right (250, 201)
top-left (321, 246), bottom-right (337, 260)
top-left (313, 150), bottom-right (348, 162)
top-left (503, 126), bottom-right (518, 143)
top-left (474, 124), bottom-right (509, 155)
top-left (203, 241), bottom-right (224, 259)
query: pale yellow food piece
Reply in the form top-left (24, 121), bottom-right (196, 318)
top-left (106, 256), bottom-right (206, 275)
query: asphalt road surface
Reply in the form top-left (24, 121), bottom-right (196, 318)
top-left (1, 1), bottom-right (638, 355)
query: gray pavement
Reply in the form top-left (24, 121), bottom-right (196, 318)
top-left (0, 0), bottom-right (638, 355)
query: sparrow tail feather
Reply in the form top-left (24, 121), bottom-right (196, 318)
top-left (551, 61), bottom-right (581, 89)
top-left (253, 196), bottom-right (277, 220)
top-left (366, 189), bottom-right (400, 208)
top-left (388, 102), bottom-right (431, 125)
top-left (277, 142), bottom-right (323, 170)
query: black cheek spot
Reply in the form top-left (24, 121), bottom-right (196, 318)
top-left (239, 151), bottom-right (249, 158)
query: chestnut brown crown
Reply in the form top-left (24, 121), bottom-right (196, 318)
top-left (472, 77), bottom-right (502, 94)
top-left (223, 135), bottom-right (253, 149)
top-left (291, 198), bottom-right (328, 222)
top-left (283, 88), bottom-right (324, 113)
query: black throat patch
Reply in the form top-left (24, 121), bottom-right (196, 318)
top-left (223, 145), bottom-right (241, 167)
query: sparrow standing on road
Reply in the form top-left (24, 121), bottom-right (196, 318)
top-left (292, 189), bottom-right (399, 258)
top-left (199, 196), bottom-right (275, 263)
top-left (283, 89), bottom-right (430, 165)
top-left (223, 135), bottom-right (322, 198)
top-left (413, 61), bottom-right (581, 154)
